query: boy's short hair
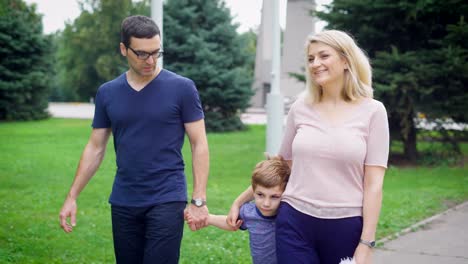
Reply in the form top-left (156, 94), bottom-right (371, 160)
top-left (251, 157), bottom-right (290, 191)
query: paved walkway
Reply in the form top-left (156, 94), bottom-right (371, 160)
top-left (48, 102), bottom-right (95, 119)
top-left (48, 102), bottom-right (468, 264)
top-left (373, 201), bottom-right (468, 263)
top-left (48, 102), bottom-right (268, 124)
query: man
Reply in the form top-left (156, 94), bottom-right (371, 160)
top-left (59, 15), bottom-right (209, 264)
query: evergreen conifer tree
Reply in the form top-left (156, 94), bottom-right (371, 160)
top-left (0, 0), bottom-right (51, 120)
top-left (163, 0), bottom-right (254, 131)
top-left (316, 0), bottom-right (468, 160)
top-left (54, 0), bottom-right (147, 101)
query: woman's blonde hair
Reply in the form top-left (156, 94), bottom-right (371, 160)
top-left (305, 30), bottom-right (373, 103)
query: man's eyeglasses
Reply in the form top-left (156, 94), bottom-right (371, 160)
top-left (127, 46), bottom-right (163, 60)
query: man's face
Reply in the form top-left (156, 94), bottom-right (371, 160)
top-left (120, 35), bottom-right (161, 77)
top-left (253, 185), bottom-right (283, 217)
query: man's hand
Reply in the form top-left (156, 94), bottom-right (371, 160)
top-left (59, 197), bottom-right (77, 233)
top-left (184, 204), bottom-right (209, 231)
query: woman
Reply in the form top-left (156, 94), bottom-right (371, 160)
top-left (228, 30), bottom-right (389, 264)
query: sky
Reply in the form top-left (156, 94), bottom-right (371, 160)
top-left (23, 0), bottom-right (332, 34)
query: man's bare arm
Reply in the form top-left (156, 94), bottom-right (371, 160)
top-left (59, 128), bottom-right (111, 232)
top-left (184, 119), bottom-right (209, 231)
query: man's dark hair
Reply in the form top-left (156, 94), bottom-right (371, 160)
top-left (121, 15), bottom-right (160, 48)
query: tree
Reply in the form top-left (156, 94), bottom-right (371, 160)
top-left (0, 0), bottom-right (51, 120)
top-left (316, 0), bottom-right (468, 160)
top-left (163, 0), bottom-right (254, 132)
top-left (54, 0), bottom-right (150, 101)
top-left (238, 29), bottom-right (257, 79)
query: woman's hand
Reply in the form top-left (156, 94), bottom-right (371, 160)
top-left (353, 243), bottom-right (373, 264)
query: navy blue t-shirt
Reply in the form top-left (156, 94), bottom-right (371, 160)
top-left (92, 69), bottom-right (204, 207)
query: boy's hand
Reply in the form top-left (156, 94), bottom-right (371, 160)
top-left (184, 208), bottom-right (191, 221)
top-left (264, 152), bottom-right (286, 161)
top-left (231, 218), bottom-right (243, 230)
top-left (226, 202), bottom-right (241, 228)
top-left (208, 214), bottom-right (243, 231)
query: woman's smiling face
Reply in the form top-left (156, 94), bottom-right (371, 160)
top-left (307, 41), bottom-right (348, 88)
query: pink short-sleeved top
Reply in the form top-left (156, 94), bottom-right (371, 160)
top-left (278, 96), bottom-right (389, 219)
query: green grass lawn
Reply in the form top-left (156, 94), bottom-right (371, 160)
top-left (0, 118), bottom-right (467, 263)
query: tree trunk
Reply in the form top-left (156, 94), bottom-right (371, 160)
top-left (400, 91), bottom-right (418, 162)
top-left (403, 122), bottom-right (418, 161)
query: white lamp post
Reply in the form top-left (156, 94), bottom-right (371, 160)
top-left (151, 0), bottom-right (163, 68)
top-left (266, 0), bottom-right (284, 155)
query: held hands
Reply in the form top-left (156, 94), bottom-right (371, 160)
top-left (59, 197), bottom-right (77, 233)
top-left (184, 204), bottom-right (209, 231)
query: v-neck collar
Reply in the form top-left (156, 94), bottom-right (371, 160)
top-left (308, 98), bottom-right (371, 127)
top-left (125, 68), bottom-right (164, 93)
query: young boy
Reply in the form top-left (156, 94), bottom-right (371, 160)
top-left (188, 157), bottom-right (290, 264)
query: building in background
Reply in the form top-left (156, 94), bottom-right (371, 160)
top-left (251, 0), bottom-right (316, 109)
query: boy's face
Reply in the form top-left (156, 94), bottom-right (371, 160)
top-left (253, 185), bottom-right (283, 217)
